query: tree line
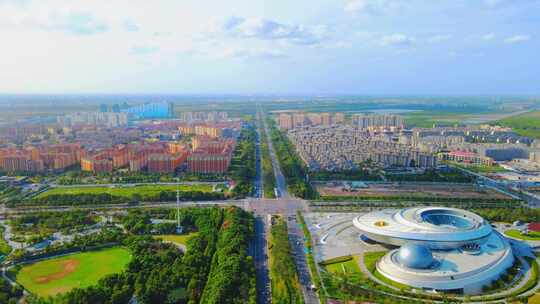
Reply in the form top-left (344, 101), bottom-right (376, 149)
top-left (473, 207), bottom-right (540, 223)
top-left (268, 119), bottom-right (317, 199)
top-left (228, 126), bottom-right (256, 198)
top-left (259, 124), bottom-right (276, 198)
top-left (8, 190), bottom-right (225, 207)
top-left (26, 206), bottom-right (256, 304)
top-left (268, 216), bottom-right (304, 304)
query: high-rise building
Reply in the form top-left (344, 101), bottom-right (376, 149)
top-left (292, 113), bottom-right (305, 128)
top-left (351, 114), bottom-right (404, 129)
top-left (148, 153), bottom-right (188, 173)
top-left (278, 114), bottom-right (293, 130)
top-left (321, 113), bottom-right (332, 126)
top-left (334, 113), bottom-right (345, 124)
top-left (122, 102), bottom-right (174, 119)
top-left (307, 113), bottom-right (322, 126)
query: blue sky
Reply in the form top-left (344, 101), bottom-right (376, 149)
top-left (0, 0), bottom-right (538, 95)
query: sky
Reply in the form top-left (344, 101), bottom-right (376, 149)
top-left (0, 0), bottom-right (539, 95)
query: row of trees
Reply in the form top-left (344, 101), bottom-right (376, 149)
top-left (318, 195), bottom-right (518, 205)
top-left (9, 190), bottom-right (225, 207)
top-left (385, 169), bottom-right (474, 183)
top-left (259, 124), bottom-right (276, 198)
top-left (473, 207), bottom-right (540, 223)
top-left (0, 277), bottom-right (23, 304)
top-left (268, 216), bottom-right (304, 304)
top-left (57, 171), bottom-right (226, 186)
top-left (10, 211), bottom-right (97, 234)
top-left (268, 120), bottom-right (317, 199)
top-left (311, 169), bottom-right (381, 181)
top-left (29, 206), bottom-right (256, 304)
top-left (228, 126), bottom-right (256, 198)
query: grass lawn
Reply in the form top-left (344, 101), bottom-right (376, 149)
top-left (37, 184), bottom-right (213, 199)
top-left (363, 251), bottom-right (386, 273)
top-left (404, 113), bottom-right (464, 128)
top-left (323, 256), bottom-right (362, 275)
top-left (153, 232), bottom-right (198, 246)
top-left (373, 269), bottom-right (410, 290)
top-left (16, 247), bottom-right (131, 297)
top-left (494, 110), bottom-right (540, 138)
top-left (362, 251), bottom-right (411, 290)
top-left (504, 229), bottom-right (540, 241)
top-left (454, 163), bottom-right (507, 173)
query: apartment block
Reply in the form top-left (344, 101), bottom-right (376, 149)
top-left (351, 114), bottom-right (404, 129)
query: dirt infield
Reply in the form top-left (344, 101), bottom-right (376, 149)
top-left (35, 259), bottom-right (80, 284)
top-left (315, 182), bottom-right (511, 199)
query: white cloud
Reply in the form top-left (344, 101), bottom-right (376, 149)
top-left (344, 0), bottom-right (398, 14)
top-left (123, 19), bottom-right (139, 32)
top-left (429, 34), bottom-right (451, 43)
top-left (482, 33), bottom-right (495, 41)
top-left (130, 45), bottom-right (159, 55)
top-left (216, 47), bottom-right (286, 60)
top-left (504, 34), bottom-right (531, 44)
top-left (219, 16), bottom-right (329, 45)
top-left (380, 34), bottom-right (415, 46)
top-left (1, 7), bottom-right (109, 35)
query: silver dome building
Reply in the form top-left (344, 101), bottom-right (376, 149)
top-left (354, 207), bottom-right (514, 295)
top-left (396, 243), bottom-right (434, 269)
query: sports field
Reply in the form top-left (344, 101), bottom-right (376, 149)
top-left (16, 247), bottom-right (132, 297)
top-left (37, 184), bottom-right (213, 199)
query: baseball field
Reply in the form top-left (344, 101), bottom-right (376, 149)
top-left (15, 247), bottom-right (132, 297)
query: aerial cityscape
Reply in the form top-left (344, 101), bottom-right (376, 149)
top-left (1, 1), bottom-right (540, 304)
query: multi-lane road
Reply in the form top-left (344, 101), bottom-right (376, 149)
top-left (260, 107), bottom-right (290, 199)
top-left (1, 111), bottom-right (320, 304)
top-left (253, 106), bottom-right (319, 304)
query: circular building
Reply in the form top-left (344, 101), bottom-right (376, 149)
top-left (353, 207), bottom-right (514, 295)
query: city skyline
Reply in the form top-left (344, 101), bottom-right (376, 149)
top-left (1, 0), bottom-right (539, 95)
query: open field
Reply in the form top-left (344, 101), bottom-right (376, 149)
top-left (16, 247), bottom-right (131, 297)
top-left (453, 163), bottom-right (508, 173)
top-left (37, 184), bottom-right (213, 199)
top-left (494, 110), bottom-right (540, 138)
top-left (322, 256), bottom-right (362, 275)
top-left (153, 232), bottom-right (198, 246)
top-left (402, 108), bottom-right (526, 128)
top-left (315, 181), bottom-right (510, 200)
top-left (504, 229), bottom-right (540, 241)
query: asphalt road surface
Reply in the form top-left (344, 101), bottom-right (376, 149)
top-left (3, 110), bottom-right (320, 304)
top-left (251, 215), bottom-right (271, 304)
top-left (261, 109), bottom-right (290, 199)
top-left (287, 215), bottom-right (320, 304)
top-left (254, 114), bottom-right (264, 198)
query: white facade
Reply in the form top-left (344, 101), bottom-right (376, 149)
top-left (353, 207), bottom-right (514, 294)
